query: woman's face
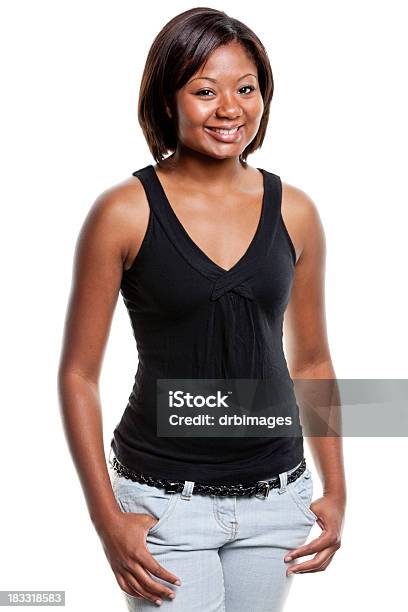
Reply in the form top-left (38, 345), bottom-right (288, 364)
top-left (169, 41), bottom-right (264, 161)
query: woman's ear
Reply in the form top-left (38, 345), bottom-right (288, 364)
top-left (165, 100), bottom-right (172, 119)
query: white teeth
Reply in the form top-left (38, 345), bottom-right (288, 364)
top-left (208, 126), bottom-right (240, 135)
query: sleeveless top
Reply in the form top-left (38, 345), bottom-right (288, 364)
top-left (110, 164), bottom-right (304, 484)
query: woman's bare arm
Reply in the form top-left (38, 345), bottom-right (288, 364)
top-left (57, 180), bottom-right (181, 602)
top-left (58, 186), bottom-right (129, 529)
top-left (281, 183), bottom-right (346, 574)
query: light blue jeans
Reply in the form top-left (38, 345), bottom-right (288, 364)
top-left (109, 458), bottom-right (317, 611)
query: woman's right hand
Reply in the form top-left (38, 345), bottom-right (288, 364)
top-left (97, 510), bottom-right (181, 605)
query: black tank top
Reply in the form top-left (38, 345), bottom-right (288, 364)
top-left (110, 164), bottom-right (304, 483)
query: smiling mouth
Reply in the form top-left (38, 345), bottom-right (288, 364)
top-left (205, 124), bottom-right (244, 135)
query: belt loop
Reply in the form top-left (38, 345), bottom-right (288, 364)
top-left (278, 470), bottom-right (288, 494)
top-left (181, 480), bottom-right (195, 500)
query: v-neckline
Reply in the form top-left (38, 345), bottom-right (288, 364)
top-left (148, 165), bottom-right (268, 276)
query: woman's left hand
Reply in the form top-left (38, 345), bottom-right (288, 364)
top-left (284, 493), bottom-right (345, 575)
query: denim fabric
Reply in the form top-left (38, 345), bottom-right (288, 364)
top-left (110, 459), bottom-right (317, 611)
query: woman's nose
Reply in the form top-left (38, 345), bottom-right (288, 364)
top-left (215, 93), bottom-right (243, 118)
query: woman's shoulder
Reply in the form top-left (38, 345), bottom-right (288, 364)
top-left (92, 170), bottom-right (148, 212)
top-left (277, 178), bottom-right (324, 262)
top-left (280, 178), bottom-right (321, 225)
top-left (83, 173), bottom-right (150, 270)
top-left (91, 166), bottom-right (152, 221)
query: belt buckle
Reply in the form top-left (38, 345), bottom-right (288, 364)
top-left (164, 482), bottom-right (180, 494)
top-left (255, 480), bottom-right (271, 499)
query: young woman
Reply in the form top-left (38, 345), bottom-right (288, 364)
top-left (58, 7), bottom-right (346, 611)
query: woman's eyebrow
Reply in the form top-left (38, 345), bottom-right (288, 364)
top-left (188, 73), bottom-right (258, 84)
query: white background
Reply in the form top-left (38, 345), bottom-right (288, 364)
top-left (1, 1), bottom-right (407, 610)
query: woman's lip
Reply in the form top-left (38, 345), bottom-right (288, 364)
top-left (203, 124), bottom-right (244, 143)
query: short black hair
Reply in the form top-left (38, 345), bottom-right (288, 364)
top-left (138, 7), bottom-right (274, 166)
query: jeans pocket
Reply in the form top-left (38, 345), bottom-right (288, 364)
top-left (287, 468), bottom-right (318, 522)
top-left (120, 588), bottom-right (142, 602)
top-left (113, 477), bottom-right (180, 535)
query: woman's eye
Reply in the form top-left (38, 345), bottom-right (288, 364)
top-left (239, 85), bottom-right (256, 94)
top-left (195, 85), bottom-right (256, 97)
top-left (195, 89), bottom-right (215, 97)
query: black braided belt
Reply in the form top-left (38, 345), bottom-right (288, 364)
top-left (110, 456), bottom-right (306, 499)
